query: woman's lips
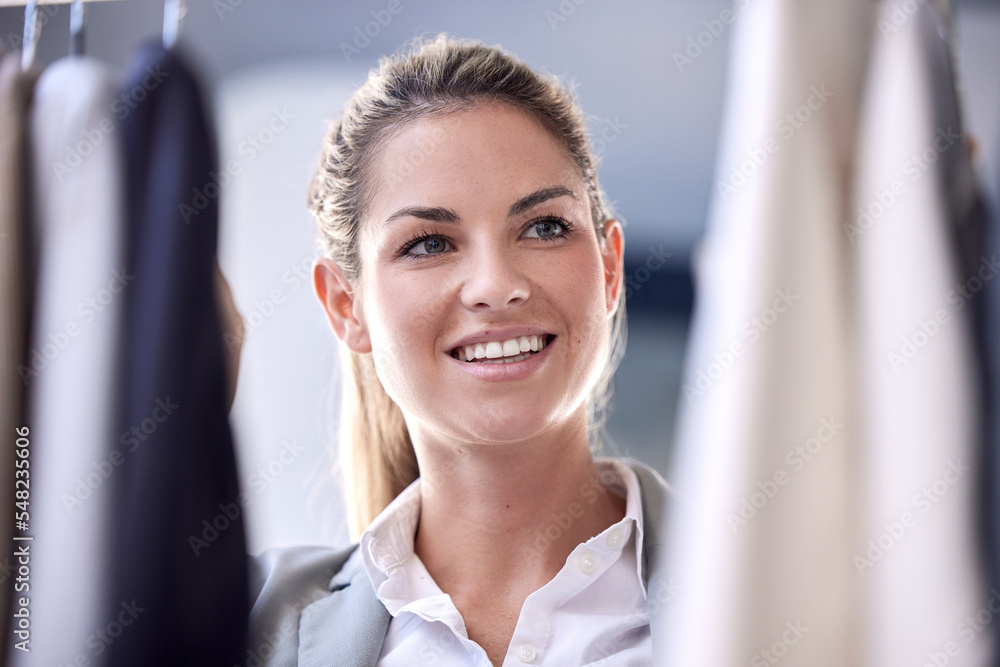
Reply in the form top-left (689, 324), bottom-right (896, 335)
top-left (450, 334), bottom-right (554, 362)
top-left (447, 335), bottom-right (555, 382)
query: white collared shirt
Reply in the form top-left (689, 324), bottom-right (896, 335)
top-left (359, 457), bottom-right (651, 666)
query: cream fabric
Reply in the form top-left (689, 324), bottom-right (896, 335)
top-left (664, 0), bottom-right (990, 665)
top-left (13, 57), bottom-right (125, 667)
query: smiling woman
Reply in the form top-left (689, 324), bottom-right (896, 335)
top-left (247, 33), bottom-right (673, 667)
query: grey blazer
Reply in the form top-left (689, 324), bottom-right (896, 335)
top-left (247, 458), bottom-right (672, 666)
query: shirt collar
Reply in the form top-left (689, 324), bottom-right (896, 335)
top-left (358, 456), bottom-right (647, 608)
top-left (596, 456), bottom-right (646, 596)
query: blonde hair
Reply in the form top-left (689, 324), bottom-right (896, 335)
top-left (308, 34), bottom-right (628, 540)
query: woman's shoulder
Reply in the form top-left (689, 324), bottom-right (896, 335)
top-left (250, 543), bottom-right (359, 595)
top-left (247, 543), bottom-right (361, 664)
top-left (605, 456), bottom-right (674, 515)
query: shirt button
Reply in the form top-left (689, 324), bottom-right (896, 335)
top-left (517, 643), bottom-right (537, 663)
top-left (578, 552), bottom-right (597, 574)
top-left (606, 527), bottom-right (624, 548)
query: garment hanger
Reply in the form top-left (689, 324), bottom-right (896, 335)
top-left (162, 0), bottom-right (185, 50)
top-left (20, 0), bottom-right (38, 71)
top-left (70, 0), bottom-right (85, 57)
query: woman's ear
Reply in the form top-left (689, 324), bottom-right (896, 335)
top-left (313, 258), bottom-right (372, 354)
top-left (600, 219), bottom-right (625, 317)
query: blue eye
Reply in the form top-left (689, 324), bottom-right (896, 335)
top-left (397, 229), bottom-right (451, 258)
top-left (412, 236), bottom-right (449, 255)
top-left (525, 216), bottom-right (572, 240)
top-left (396, 216), bottom-right (576, 260)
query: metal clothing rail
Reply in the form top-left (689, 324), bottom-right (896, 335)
top-left (1, 0), bottom-right (185, 70)
top-left (0, 0), bottom-right (120, 5)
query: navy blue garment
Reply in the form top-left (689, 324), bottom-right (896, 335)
top-left (105, 42), bottom-right (247, 665)
top-left (978, 151), bottom-right (1000, 667)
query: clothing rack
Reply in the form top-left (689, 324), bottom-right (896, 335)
top-left (0, 0), bottom-right (119, 5)
top-left (0, 0), bottom-right (185, 68)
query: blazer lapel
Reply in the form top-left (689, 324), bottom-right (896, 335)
top-left (297, 547), bottom-right (391, 667)
top-left (629, 458), bottom-right (676, 659)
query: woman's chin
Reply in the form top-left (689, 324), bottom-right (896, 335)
top-left (456, 410), bottom-right (557, 445)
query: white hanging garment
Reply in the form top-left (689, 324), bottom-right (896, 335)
top-left (851, 2), bottom-right (992, 665)
top-left (16, 57), bottom-right (125, 667)
top-left (662, 1), bottom-right (872, 664)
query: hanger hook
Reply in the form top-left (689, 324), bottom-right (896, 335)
top-left (21, 0), bottom-right (39, 71)
top-left (163, 0), bottom-right (186, 50)
top-left (70, 0), bottom-right (85, 57)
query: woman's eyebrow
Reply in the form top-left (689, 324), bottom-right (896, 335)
top-left (507, 186), bottom-right (582, 217)
top-left (383, 205), bottom-right (460, 226)
top-left (382, 186), bottom-right (581, 227)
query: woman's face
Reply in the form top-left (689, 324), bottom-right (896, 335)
top-left (340, 103), bottom-right (623, 445)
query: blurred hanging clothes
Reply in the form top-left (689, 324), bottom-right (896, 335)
top-left (852, 2), bottom-right (990, 664)
top-left (662, 1), bottom-right (870, 664)
top-left (978, 82), bottom-right (1000, 667)
top-left (0, 52), bottom-right (39, 662)
top-left (8, 57), bottom-right (125, 667)
top-left (103, 42), bottom-right (248, 665)
top-left (663, 0), bottom-right (992, 665)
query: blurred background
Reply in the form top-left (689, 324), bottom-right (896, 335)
top-left (1, 0), bottom-right (997, 556)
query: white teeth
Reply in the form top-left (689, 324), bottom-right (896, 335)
top-left (458, 334), bottom-right (550, 363)
top-left (481, 352), bottom-right (532, 364)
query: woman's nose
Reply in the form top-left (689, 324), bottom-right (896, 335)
top-left (459, 244), bottom-right (531, 310)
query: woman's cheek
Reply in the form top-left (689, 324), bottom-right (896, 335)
top-left (369, 304), bottom-right (437, 399)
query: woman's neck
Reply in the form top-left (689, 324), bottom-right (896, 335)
top-left (412, 417), bottom-right (627, 602)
